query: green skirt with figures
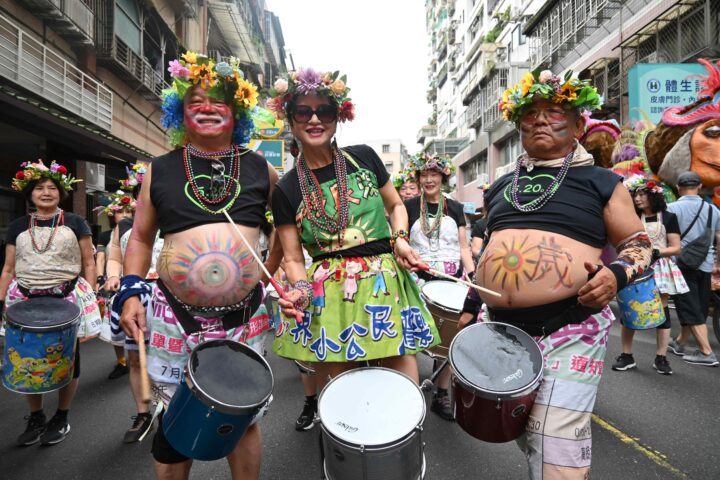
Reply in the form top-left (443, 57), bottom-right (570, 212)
top-left (272, 253), bottom-right (440, 362)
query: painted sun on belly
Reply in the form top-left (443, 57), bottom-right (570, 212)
top-left (169, 236), bottom-right (259, 305)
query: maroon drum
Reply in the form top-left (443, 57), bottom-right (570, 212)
top-left (449, 322), bottom-right (543, 443)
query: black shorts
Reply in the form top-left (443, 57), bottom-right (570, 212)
top-left (151, 411), bottom-right (189, 464)
top-left (672, 268), bottom-right (711, 326)
top-left (73, 339), bottom-right (80, 378)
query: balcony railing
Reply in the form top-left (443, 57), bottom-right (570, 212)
top-left (17, 0), bottom-right (94, 45)
top-left (0, 13), bottom-right (112, 130)
top-left (417, 125), bottom-right (437, 144)
top-left (98, 35), bottom-right (168, 102)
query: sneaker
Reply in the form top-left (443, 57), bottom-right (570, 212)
top-left (16, 412), bottom-right (46, 446)
top-left (611, 353), bottom-right (636, 371)
top-left (653, 355), bottom-right (673, 375)
top-left (682, 350), bottom-right (719, 366)
top-left (108, 363), bottom-right (129, 380)
top-left (40, 414), bottom-right (70, 445)
top-left (123, 412), bottom-right (153, 443)
top-left (431, 392), bottom-right (455, 421)
top-left (667, 339), bottom-right (687, 356)
top-left (295, 399), bottom-right (318, 431)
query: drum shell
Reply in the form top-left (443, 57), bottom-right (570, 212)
top-left (617, 270), bottom-right (665, 330)
top-left (264, 291), bottom-right (280, 330)
top-left (452, 374), bottom-right (538, 443)
top-left (321, 424), bottom-right (424, 480)
top-left (3, 304), bottom-right (80, 394)
top-left (421, 284), bottom-right (464, 358)
top-left (294, 360), bottom-right (315, 375)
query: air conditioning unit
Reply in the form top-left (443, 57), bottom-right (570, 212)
top-left (85, 162), bottom-right (105, 192)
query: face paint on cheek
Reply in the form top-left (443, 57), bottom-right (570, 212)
top-left (184, 103), bottom-right (234, 135)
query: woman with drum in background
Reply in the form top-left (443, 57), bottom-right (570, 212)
top-left (611, 176), bottom-right (688, 375)
top-left (0, 160), bottom-right (99, 446)
top-left (405, 153), bottom-right (473, 420)
top-left (478, 71), bottom-right (652, 479)
top-left (268, 68), bottom-right (439, 387)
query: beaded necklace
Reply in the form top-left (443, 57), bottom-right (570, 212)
top-left (510, 148), bottom-right (574, 212)
top-left (183, 144), bottom-right (242, 214)
top-left (420, 192), bottom-right (445, 239)
top-left (28, 209), bottom-right (63, 254)
top-left (297, 146), bottom-right (349, 251)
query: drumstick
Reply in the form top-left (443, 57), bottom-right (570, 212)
top-left (417, 263), bottom-right (502, 298)
top-left (222, 210), bottom-right (305, 324)
top-left (136, 329), bottom-right (151, 404)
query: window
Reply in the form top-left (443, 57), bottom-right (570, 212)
top-left (115, 0), bottom-right (141, 54)
top-left (382, 144), bottom-right (390, 153)
top-left (501, 136), bottom-right (520, 166)
top-left (461, 153), bottom-right (487, 185)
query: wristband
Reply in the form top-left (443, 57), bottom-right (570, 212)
top-left (390, 229), bottom-right (410, 248)
top-left (607, 263), bottom-right (629, 292)
top-left (115, 275), bottom-right (151, 312)
top-left (290, 280), bottom-right (313, 311)
top-left (97, 275), bottom-right (106, 285)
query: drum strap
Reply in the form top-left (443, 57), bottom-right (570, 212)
top-left (156, 280), bottom-right (264, 335)
top-left (19, 277), bottom-right (78, 298)
top-left (488, 296), bottom-right (602, 337)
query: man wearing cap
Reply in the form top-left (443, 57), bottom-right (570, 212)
top-left (666, 171), bottom-right (720, 366)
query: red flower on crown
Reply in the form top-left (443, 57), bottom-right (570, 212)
top-left (57, 165), bottom-right (67, 174)
top-left (15, 171), bottom-right (24, 179)
top-left (120, 196), bottom-right (131, 205)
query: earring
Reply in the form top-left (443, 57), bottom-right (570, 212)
top-left (290, 138), bottom-right (300, 159)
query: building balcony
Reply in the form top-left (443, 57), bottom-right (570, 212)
top-left (0, 12), bottom-right (112, 130)
top-left (417, 125), bottom-right (437, 144)
top-left (16, 0), bottom-right (94, 45)
top-left (97, 35), bottom-right (168, 104)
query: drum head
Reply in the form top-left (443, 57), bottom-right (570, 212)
top-left (450, 323), bottom-right (542, 395)
top-left (189, 340), bottom-right (273, 409)
top-left (318, 367), bottom-right (424, 447)
top-left (421, 280), bottom-right (468, 313)
top-left (6, 297), bottom-right (81, 331)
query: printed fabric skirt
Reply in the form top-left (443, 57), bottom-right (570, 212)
top-left (3, 278), bottom-right (101, 340)
top-left (272, 253), bottom-right (440, 363)
top-left (652, 257), bottom-right (689, 296)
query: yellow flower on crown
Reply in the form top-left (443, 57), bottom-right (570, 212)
top-left (553, 82), bottom-right (578, 103)
top-left (236, 78), bottom-right (259, 110)
top-left (182, 51), bottom-right (198, 64)
top-left (189, 62), bottom-right (217, 89)
top-left (520, 72), bottom-right (535, 96)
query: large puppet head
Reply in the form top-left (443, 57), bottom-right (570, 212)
top-left (580, 113), bottom-right (621, 168)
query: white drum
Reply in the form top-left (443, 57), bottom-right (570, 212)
top-left (318, 367), bottom-right (426, 480)
top-left (420, 280), bottom-right (469, 358)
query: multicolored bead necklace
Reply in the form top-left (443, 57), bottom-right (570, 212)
top-left (510, 148), bottom-right (574, 212)
top-left (297, 146), bottom-right (350, 251)
top-left (420, 192), bottom-right (445, 239)
top-left (28, 209), bottom-right (63, 254)
top-left (183, 144), bottom-right (242, 214)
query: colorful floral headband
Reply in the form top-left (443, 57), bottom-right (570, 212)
top-left (410, 152), bottom-right (456, 177)
top-left (12, 160), bottom-right (80, 192)
top-left (500, 69), bottom-right (602, 124)
top-left (96, 190), bottom-right (137, 217)
top-left (266, 68), bottom-right (355, 122)
top-left (624, 175), bottom-right (664, 194)
top-left (393, 168), bottom-right (419, 189)
top-left (161, 51), bottom-right (258, 146)
top-left (119, 163), bottom-right (147, 191)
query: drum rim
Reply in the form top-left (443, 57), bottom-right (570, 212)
top-left (449, 322), bottom-right (544, 398)
top-left (6, 298), bottom-right (81, 332)
top-left (317, 366), bottom-right (426, 446)
top-left (186, 339), bottom-right (274, 414)
top-left (420, 280), bottom-right (468, 315)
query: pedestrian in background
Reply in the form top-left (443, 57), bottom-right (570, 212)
top-left (666, 171), bottom-right (719, 366)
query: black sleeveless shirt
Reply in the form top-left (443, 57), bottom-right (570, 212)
top-left (150, 148), bottom-right (270, 234)
top-left (485, 165), bottom-right (621, 248)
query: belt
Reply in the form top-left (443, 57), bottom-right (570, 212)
top-left (19, 277), bottom-right (78, 299)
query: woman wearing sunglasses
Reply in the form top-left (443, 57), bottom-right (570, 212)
top-left (268, 68), bottom-right (439, 388)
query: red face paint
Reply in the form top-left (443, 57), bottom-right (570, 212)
top-left (184, 93), bottom-right (234, 138)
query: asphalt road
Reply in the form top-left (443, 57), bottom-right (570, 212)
top-left (1, 306), bottom-right (718, 479)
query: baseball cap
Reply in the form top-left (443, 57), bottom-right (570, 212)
top-left (677, 171), bottom-right (701, 187)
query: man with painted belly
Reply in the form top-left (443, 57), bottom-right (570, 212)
top-left (118, 53), bottom-right (280, 480)
top-left (478, 71), bottom-right (653, 479)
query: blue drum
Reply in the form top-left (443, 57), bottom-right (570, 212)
top-left (3, 297), bottom-right (80, 394)
top-left (264, 289), bottom-right (280, 330)
top-left (162, 339), bottom-right (273, 461)
top-left (617, 269), bottom-right (665, 330)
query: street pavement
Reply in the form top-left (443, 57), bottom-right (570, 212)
top-left (1, 306), bottom-right (718, 479)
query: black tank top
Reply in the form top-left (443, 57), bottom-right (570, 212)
top-left (485, 166), bottom-right (621, 248)
top-left (150, 148), bottom-right (270, 234)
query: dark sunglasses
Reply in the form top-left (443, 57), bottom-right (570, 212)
top-left (292, 105), bottom-right (338, 123)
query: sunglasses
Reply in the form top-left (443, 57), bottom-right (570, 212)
top-left (292, 105), bottom-right (338, 124)
top-left (520, 107), bottom-right (569, 125)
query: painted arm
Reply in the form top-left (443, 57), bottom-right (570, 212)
top-left (0, 245), bottom-right (16, 301)
top-left (79, 236), bottom-right (97, 291)
top-left (379, 179), bottom-right (421, 270)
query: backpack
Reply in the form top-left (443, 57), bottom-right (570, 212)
top-left (678, 203), bottom-right (714, 270)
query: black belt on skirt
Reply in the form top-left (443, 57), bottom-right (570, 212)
top-left (19, 277), bottom-right (78, 298)
top-left (155, 279), bottom-right (263, 335)
top-left (487, 295), bottom-right (602, 337)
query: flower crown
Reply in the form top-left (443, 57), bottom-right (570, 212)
top-left (393, 168), bottom-right (419, 189)
top-left (12, 160), bottom-right (81, 192)
top-left (119, 163), bottom-right (147, 192)
top-left (499, 69), bottom-right (602, 124)
top-left (96, 190), bottom-right (137, 217)
top-left (266, 68), bottom-right (355, 122)
top-left (410, 152), bottom-right (456, 177)
top-left (624, 175), bottom-right (664, 194)
top-left (161, 52), bottom-right (258, 147)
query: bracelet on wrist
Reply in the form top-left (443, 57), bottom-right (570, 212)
top-left (290, 279), bottom-right (313, 311)
top-left (390, 229), bottom-right (410, 248)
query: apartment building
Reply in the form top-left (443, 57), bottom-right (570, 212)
top-left (367, 139), bottom-right (410, 176)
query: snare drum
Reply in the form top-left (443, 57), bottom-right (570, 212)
top-left (450, 322), bottom-right (543, 443)
top-left (3, 297), bottom-right (80, 394)
top-left (319, 367), bottom-right (426, 480)
top-left (420, 280), bottom-right (468, 358)
top-left (616, 269), bottom-right (665, 330)
top-left (162, 339), bottom-right (273, 461)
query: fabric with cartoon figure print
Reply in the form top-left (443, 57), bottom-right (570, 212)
top-left (271, 146), bottom-right (440, 362)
